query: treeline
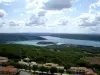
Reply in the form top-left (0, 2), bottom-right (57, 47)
top-left (51, 34), bottom-right (100, 41)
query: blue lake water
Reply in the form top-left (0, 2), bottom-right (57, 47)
top-left (6, 36), bottom-right (100, 47)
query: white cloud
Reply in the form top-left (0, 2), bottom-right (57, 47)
top-left (90, 0), bottom-right (100, 9)
top-left (0, 0), bottom-right (15, 5)
top-left (26, 14), bottom-right (46, 26)
top-left (1, 0), bottom-right (100, 33)
top-left (0, 9), bottom-right (7, 18)
top-left (89, 0), bottom-right (100, 13)
top-left (9, 20), bottom-right (20, 26)
top-left (26, 0), bottom-right (45, 9)
top-left (38, 10), bottom-right (46, 16)
top-left (77, 13), bottom-right (100, 27)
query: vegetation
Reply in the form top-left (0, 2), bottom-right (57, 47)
top-left (50, 67), bottom-right (57, 75)
top-left (58, 69), bottom-right (64, 75)
top-left (37, 41), bottom-right (56, 45)
top-left (32, 65), bottom-right (38, 72)
top-left (0, 33), bottom-right (46, 43)
top-left (0, 44), bottom-right (100, 74)
top-left (51, 34), bottom-right (100, 41)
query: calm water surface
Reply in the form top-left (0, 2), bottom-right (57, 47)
top-left (7, 36), bottom-right (100, 47)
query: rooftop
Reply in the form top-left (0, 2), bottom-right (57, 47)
top-left (0, 57), bottom-right (8, 63)
top-left (0, 66), bottom-right (17, 73)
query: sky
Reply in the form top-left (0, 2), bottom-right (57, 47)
top-left (0, 0), bottom-right (100, 33)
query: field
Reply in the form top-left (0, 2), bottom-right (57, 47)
top-left (84, 57), bottom-right (100, 64)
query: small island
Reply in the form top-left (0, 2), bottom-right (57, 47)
top-left (37, 41), bottom-right (56, 45)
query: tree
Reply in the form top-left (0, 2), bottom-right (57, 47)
top-left (39, 66), bottom-right (46, 73)
top-left (32, 65), bottom-right (38, 73)
top-left (50, 67), bottom-right (58, 75)
top-left (39, 66), bottom-right (50, 74)
top-left (2, 62), bottom-right (9, 67)
top-left (76, 59), bottom-right (90, 67)
top-left (64, 64), bottom-right (71, 70)
top-left (23, 65), bottom-right (28, 70)
top-left (28, 65), bottom-right (32, 70)
top-left (44, 67), bottom-right (50, 74)
top-left (58, 69), bottom-right (64, 75)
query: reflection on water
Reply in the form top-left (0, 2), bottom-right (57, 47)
top-left (7, 36), bottom-right (100, 47)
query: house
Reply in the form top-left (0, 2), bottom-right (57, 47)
top-left (69, 67), bottom-right (97, 75)
top-left (18, 59), bottom-right (29, 66)
top-left (0, 57), bottom-right (8, 63)
top-left (38, 63), bottom-right (64, 69)
top-left (24, 57), bottom-right (30, 62)
top-left (43, 63), bottom-right (58, 67)
top-left (30, 62), bottom-right (37, 66)
top-left (0, 66), bottom-right (17, 75)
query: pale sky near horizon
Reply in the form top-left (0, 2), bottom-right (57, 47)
top-left (0, 0), bottom-right (100, 33)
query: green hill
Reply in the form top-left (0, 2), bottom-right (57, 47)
top-left (0, 33), bottom-right (46, 43)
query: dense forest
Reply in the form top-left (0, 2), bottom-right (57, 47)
top-left (51, 34), bottom-right (100, 41)
top-left (0, 44), bottom-right (100, 74)
top-left (0, 33), bottom-right (46, 43)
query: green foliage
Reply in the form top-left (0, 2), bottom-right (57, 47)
top-left (39, 66), bottom-right (49, 73)
top-left (58, 69), bottom-right (64, 74)
top-left (64, 64), bottom-right (71, 70)
top-left (0, 44), bottom-right (83, 66)
top-left (50, 67), bottom-right (57, 74)
top-left (0, 44), bottom-right (100, 74)
top-left (32, 65), bottom-right (38, 72)
top-left (44, 67), bottom-right (50, 73)
top-left (76, 59), bottom-right (90, 67)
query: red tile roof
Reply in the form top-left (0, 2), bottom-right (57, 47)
top-left (0, 66), bottom-right (17, 73)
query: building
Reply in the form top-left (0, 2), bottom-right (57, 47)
top-left (0, 57), bottom-right (8, 63)
top-left (18, 59), bottom-right (29, 66)
top-left (69, 67), bottom-right (97, 75)
top-left (44, 63), bottom-right (58, 67)
top-left (30, 62), bottom-right (37, 66)
top-left (38, 63), bottom-right (64, 69)
top-left (24, 57), bottom-right (30, 62)
top-left (0, 66), bottom-right (17, 75)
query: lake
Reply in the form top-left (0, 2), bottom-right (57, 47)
top-left (6, 36), bottom-right (100, 47)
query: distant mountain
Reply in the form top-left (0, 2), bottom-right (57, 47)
top-left (0, 33), bottom-right (46, 43)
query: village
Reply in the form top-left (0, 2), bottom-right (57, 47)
top-left (0, 56), bottom-right (97, 75)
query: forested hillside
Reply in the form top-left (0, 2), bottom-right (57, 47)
top-left (0, 33), bottom-right (46, 43)
top-left (0, 44), bottom-right (100, 74)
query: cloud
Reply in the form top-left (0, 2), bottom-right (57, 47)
top-left (0, 0), bottom-right (15, 5)
top-left (58, 20), bottom-right (68, 26)
top-left (90, 0), bottom-right (100, 9)
top-left (0, 9), bottom-right (7, 18)
top-left (43, 0), bottom-right (75, 10)
top-left (77, 13), bottom-right (100, 27)
top-left (26, 0), bottom-right (45, 9)
top-left (9, 20), bottom-right (19, 26)
top-left (0, 22), bottom-right (5, 27)
top-left (38, 10), bottom-right (46, 16)
top-left (26, 14), bottom-right (46, 26)
top-left (57, 18), bottom-right (69, 26)
top-left (89, 0), bottom-right (100, 13)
